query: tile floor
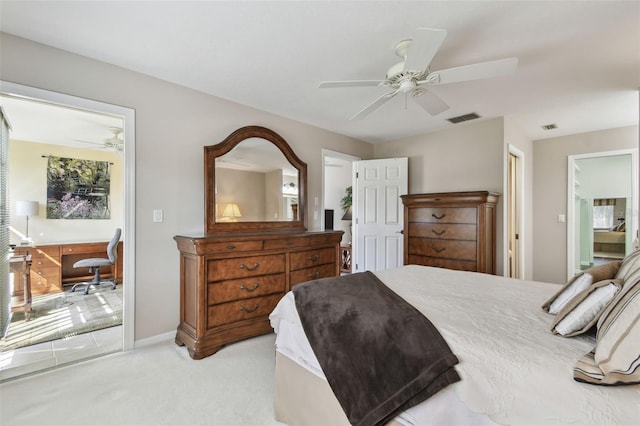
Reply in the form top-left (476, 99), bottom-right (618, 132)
top-left (0, 325), bottom-right (123, 382)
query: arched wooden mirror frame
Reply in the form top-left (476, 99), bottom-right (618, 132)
top-left (205, 126), bottom-right (308, 235)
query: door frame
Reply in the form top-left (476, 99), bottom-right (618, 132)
top-left (1, 81), bottom-right (136, 351)
top-left (505, 144), bottom-right (525, 279)
top-left (567, 148), bottom-right (638, 280)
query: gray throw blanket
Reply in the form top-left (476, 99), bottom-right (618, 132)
top-left (293, 271), bottom-right (460, 426)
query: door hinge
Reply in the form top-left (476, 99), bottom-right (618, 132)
top-left (356, 172), bottom-right (359, 179)
top-left (515, 234), bottom-right (520, 240)
top-left (355, 263), bottom-right (358, 271)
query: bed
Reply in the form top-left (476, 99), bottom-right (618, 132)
top-left (594, 228), bottom-right (626, 256)
top-left (269, 264), bottom-right (640, 426)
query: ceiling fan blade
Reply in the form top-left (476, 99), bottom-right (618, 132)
top-left (319, 80), bottom-right (387, 89)
top-left (403, 28), bottom-right (447, 73)
top-left (73, 139), bottom-right (104, 147)
top-left (424, 57), bottom-right (518, 85)
top-left (411, 89), bottom-right (450, 115)
top-left (349, 90), bottom-right (399, 121)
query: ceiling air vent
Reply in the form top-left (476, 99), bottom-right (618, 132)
top-left (446, 112), bottom-right (480, 124)
top-left (541, 123), bottom-right (558, 130)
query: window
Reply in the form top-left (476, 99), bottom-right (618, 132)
top-left (593, 205), bottom-right (615, 229)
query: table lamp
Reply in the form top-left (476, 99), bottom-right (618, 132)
top-left (16, 200), bottom-right (39, 244)
top-left (222, 203), bottom-right (242, 222)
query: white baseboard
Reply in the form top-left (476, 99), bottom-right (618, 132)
top-left (134, 330), bottom-right (175, 349)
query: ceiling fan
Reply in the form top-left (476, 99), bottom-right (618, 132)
top-left (319, 28), bottom-right (518, 120)
top-left (74, 127), bottom-right (124, 154)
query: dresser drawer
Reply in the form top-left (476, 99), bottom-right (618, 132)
top-left (409, 207), bottom-right (477, 224)
top-left (208, 273), bottom-right (285, 305)
top-left (290, 263), bottom-right (337, 287)
top-left (203, 241), bottom-right (264, 254)
top-left (290, 247), bottom-right (336, 271)
top-left (30, 255), bottom-right (60, 269)
top-left (61, 242), bottom-right (107, 255)
top-left (207, 294), bottom-right (282, 328)
top-left (408, 223), bottom-right (477, 241)
top-left (30, 267), bottom-right (62, 293)
top-left (408, 255), bottom-right (477, 272)
top-left (263, 236), bottom-right (310, 250)
top-left (207, 254), bottom-right (285, 281)
top-left (408, 238), bottom-right (477, 261)
top-left (29, 246), bottom-right (60, 260)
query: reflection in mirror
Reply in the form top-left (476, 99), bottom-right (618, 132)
top-left (215, 138), bottom-right (299, 222)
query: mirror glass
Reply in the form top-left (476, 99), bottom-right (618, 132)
top-left (205, 126), bottom-right (307, 235)
top-left (215, 138), bottom-right (299, 222)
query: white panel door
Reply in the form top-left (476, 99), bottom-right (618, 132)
top-left (353, 158), bottom-right (408, 272)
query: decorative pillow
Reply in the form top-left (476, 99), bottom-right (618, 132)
top-left (614, 249), bottom-right (640, 280)
top-left (574, 278), bottom-right (640, 385)
top-left (551, 279), bottom-right (622, 337)
top-left (542, 261), bottom-right (621, 315)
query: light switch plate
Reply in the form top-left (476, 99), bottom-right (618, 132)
top-left (153, 209), bottom-right (164, 223)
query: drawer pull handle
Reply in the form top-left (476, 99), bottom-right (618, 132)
top-left (240, 283), bottom-right (260, 292)
top-left (432, 229), bottom-right (446, 236)
top-left (308, 271), bottom-right (321, 279)
top-left (240, 304), bottom-right (259, 313)
top-left (432, 213), bottom-right (446, 220)
top-left (240, 263), bottom-right (260, 271)
top-left (226, 244), bottom-right (236, 250)
top-left (308, 255), bottom-right (320, 262)
top-left (432, 246), bottom-right (446, 253)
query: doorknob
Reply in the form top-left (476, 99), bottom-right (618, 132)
top-left (395, 230), bottom-right (404, 234)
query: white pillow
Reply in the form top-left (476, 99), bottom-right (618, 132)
top-left (548, 274), bottom-right (592, 315)
top-left (552, 281), bottom-right (620, 337)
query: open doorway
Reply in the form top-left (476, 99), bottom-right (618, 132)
top-left (322, 150), bottom-right (359, 243)
top-left (0, 82), bottom-right (135, 381)
top-left (567, 149), bottom-right (638, 278)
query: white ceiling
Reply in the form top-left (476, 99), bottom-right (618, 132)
top-left (0, 1), bottom-right (638, 145)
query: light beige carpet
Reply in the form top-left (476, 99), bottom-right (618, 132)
top-left (0, 286), bottom-right (123, 351)
top-left (0, 334), bottom-right (283, 426)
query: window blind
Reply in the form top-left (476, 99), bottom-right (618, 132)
top-left (0, 107), bottom-right (11, 337)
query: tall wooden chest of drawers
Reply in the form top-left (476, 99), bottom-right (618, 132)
top-left (401, 191), bottom-right (500, 274)
top-left (174, 230), bottom-right (343, 359)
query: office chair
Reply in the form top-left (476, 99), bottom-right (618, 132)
top-left (71, 228), bottom-right (121, 295)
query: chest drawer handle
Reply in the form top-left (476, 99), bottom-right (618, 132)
top-left (432, 229), bottom-right (446, 236)
top-left (240, 262), bottom-right (260, 271)
top-left (432, 213), bottom-right (446, 220)
top-left (308, 255), bottom-right (320, 262)
top-left (226, 244), bottom-right (236, 250)
top-left (240, 283), bottom-right (260, 292)
top-left (308, 271), bottom-right (321, 279)
top-left (240, 304), bottom-right (259, 313)
top-left (432, 246), bottom-right (446, 253)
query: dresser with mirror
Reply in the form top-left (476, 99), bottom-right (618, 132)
top-left (174, 126), bottom-right (343, 359)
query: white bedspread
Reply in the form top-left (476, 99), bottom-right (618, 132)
top-left (269, 265), bottom-right (640, 426)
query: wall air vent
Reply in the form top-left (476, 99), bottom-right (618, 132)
top-left (542, 123), bottom-right (558, 130)
top-left (446, 112), bottom-right (480, 124)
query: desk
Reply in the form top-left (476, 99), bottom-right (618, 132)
top-left (13, 241), bottom-right (123, 295)
top-left (9, 255), bottom-right (32, 316)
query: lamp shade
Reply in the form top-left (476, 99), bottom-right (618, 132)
top-left (16, 200), bottom-right (39, 217)
top-left (341, 206), bottom-right (352, 221)
top-left (222, 203), bottom-right (242, 218)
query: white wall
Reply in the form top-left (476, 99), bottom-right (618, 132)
top-left (8, 140), bottom-right (123, 244)
top-left (373, 118), bottom-right (506, 275)
top-left (533, 126), bottom-right (638, 284)
top-left (0, 33), bottom-right (373, 340)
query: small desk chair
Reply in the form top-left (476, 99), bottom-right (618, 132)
top-left (71, 228), bottom-right (121, 295)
